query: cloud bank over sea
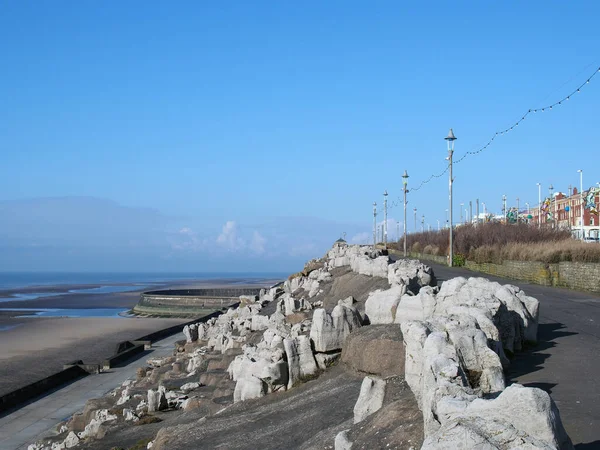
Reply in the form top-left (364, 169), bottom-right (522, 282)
top-left (0, 197), bottom-right (386, 272)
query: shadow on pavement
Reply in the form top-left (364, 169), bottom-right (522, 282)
top-left (506, 323), bottom-right (577, 390)
top-left (575, 441), bottom-right (600, 449)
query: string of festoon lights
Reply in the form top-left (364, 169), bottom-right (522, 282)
top-left (386, 64), bottom-right (600, 212)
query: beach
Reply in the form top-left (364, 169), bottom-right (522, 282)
top-left (0, 276), bottom-right (281, 397)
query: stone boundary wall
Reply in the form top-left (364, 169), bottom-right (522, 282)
top-left (389, 249), bottom-right (600, 293)
top-left (134, 288), bottom-right (262, 316)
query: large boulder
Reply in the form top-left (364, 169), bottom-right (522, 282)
top-left (423, 384), bottom-right (574, 450)
top-left (341, 324), bottom-right (404, 377)
top-left (364, 284), bottom-right (406, 324)
top-left (284, 335), bottom-right (319, 388)
top-left (387, 258), bottom-right (435, 291)
top-left (353, 376), bottom-right (386, 424)
top-left (310, 302), bottom-right (361, 353)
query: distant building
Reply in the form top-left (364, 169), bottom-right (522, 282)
top-left (528, 188), bottom-right (600, 238)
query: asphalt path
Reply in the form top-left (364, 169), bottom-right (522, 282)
top-left (408, 259), bottom-right (600, 448)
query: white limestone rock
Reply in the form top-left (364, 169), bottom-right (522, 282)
top-left (147, 386), bottom-right (168, 412)
top-left (395, 285), bottom-right (437, 323)
top-left (233, 376), bottom-right (266, 403)
top-left (353, 376), bottom-right (386, 424)
top-left (310, 303), bottom-right (361, 352)
top-left (365, 284), bottom-right (406, 324)
top-left (423, 384), bottom-right (574, 450)
top-left (180, 382), bottom-right (201, 394)
top-left (183, 324), bottom-right (198, 343)
top-left (251, 314), bottom-right (270, 331)
top-left (284, 335), bottom-right (318, 389)
top-left (334, 430), bottom-right (353, 450)
top-left (122, 408), bottom-right (139, 422)
top-left (64, 432), bottom-right (79, 448)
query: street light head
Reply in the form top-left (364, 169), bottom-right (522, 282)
top-left (578, 169), bottom-right (582, 173)
top-left (383, 190), bottom-right (388, 197)
top-left (402, 169), bottom-right (409, 186)
top-left (445, 128), bottom-right (457, 151)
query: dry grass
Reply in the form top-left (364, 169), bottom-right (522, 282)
top-left (390, 223), bottom-right (600, 263)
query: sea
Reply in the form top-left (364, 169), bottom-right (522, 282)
top-left (0, 272), bottom-right (287, 319)
top-left (0, 272), bottom-right (288, 290)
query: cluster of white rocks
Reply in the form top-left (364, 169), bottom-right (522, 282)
top-left (30, 243), bottom-right (573, 450)
top-left (334, 247), bottom-right (573, 449)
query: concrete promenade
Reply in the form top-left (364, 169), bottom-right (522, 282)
top-left (0, 333), bottom-right (182, 450)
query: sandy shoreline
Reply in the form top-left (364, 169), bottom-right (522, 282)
top-left (0, 316), bottom-right (189, 397)
top-left (0, 277), bottom-right (282, 398)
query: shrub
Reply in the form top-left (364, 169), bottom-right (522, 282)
top-left (412, 242), bottom-right (422, 253)
top-left (453, 253), bottom-right (466, 267)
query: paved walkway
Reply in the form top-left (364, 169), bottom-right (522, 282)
top-left (0, 333), bottom-right (183, 450)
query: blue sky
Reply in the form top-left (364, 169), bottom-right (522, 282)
top-left (1, 1), bottom-right (599, 271)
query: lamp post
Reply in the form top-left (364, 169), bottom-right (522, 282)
top-left (537, 183), bottom-right (541, 228)
top-left (445, 128), bottom-right (457, 267)
top-left (414, 207), bottom-right (417, 233)
top-left (383, 190), bottom-right (388, 249)
top-left (465, 207), bottom-right (469, 224)
top-left (402, 170), bottom-right (409, 257)
top-left (578, 170), bottom-right (584, 239)
top-left (372, 202), bottom-right (377, 249)
top-left (437, 219), bottom-right (440, 230)
top-left (397, 221), bottom-right (400, 244)
top-left (482, 202), bottom-right (486, 222)
top-left (526, 202), bottom-right (530, 223)
top-left (460, 203), bottom-right (464, 224)
top-left (421, 214), bottom-right (425, 232)
top-left (502, 195), bottom-right (507, 224)
top-left (469, 200), bottom-right (473, 225)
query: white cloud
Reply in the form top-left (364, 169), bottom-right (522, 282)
top-left (168, 227), bottom-right (208, 251)
top-left (350, 232), bottom-right (371, 244)
top-left (216, 221), bottom-right (246, 251)
top-left (249, 231), bottom-right (267, 254)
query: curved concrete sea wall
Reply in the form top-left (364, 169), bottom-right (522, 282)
top-left (133, 288), bottom-right (263, 317)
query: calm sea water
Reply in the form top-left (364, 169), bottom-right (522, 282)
top-left (0, 272), bottom-right (288, 290)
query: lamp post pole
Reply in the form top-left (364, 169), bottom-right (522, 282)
top-left (526, 202), bottom-right (530, 223)
top-left (460, 203), bottom-right (464, 224)
top-left (414, 207), bottom-right (417, 233)
top-left (402, 170), bottom-right (409, 257)
top-left (482, 202), bottom-right (486, 221)
top-left (445, 129), bottom-right (457, 267)
top-left (578, 170), bottom-right (584, 239)
top-left (372, 202), bottom-right (377, 249)
top-left (421, 215), bottom-right (425, 232)
top-left (437, 219), bottom-right (440, 231)
top-left (469, 200), bottom-right (473, 226)
top-left (476, 199), bottom-right (479, 226)
top-left (397, 221), bottom-right (400, 244)
top-left (537, 183), bottom-right (541, 228)
top-left (502, 195), bottom-right (507, 224)
top-left (383, 190), bottom-right (388, 249)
